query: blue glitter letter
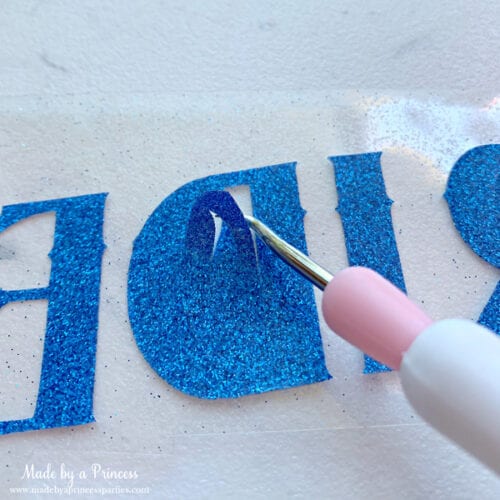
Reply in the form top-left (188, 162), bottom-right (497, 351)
top-left (445, 145), bottom-right (499, 333)
top-left (0, 194), bottom-right (107, 435)
top-left (128, 164), bottom-right (330, 399)
top-left (329, 152), bottom-right (406, 373)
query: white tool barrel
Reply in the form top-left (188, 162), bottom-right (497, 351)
top-left (400, 319), bottom-right (500, 474)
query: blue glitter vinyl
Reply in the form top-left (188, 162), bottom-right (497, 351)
top-left (128, 163), bottom-right (331, 399)
top-left (185, 190), bottom-right (256, 265)
top-left (329, 152), bottom-right (406, 373)
top-left (445, 144), bottom-right (499, 334)
top-left (0, 194), bottom-right (106, 435)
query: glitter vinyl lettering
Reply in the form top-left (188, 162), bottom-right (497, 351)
top-left (0, 194), bottom-right (107, 435)
top-left (329, 152), bottom-right (406, 373)
top-left (128, 163), bottom-right (331, 399)
top-left (445, 144), bottom-right (500, 334)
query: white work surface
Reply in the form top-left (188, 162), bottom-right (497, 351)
top-left (0, 2), bottom-right (499, 499)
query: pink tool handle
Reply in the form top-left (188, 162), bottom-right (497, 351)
top-left (321, 267), bottom-right (432, 369)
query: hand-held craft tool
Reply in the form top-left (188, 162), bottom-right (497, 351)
top-left (245, 215), bottom-right (500, 475)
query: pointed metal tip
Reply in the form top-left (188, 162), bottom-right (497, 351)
top-left (243, 214), bottom-right (333, 290)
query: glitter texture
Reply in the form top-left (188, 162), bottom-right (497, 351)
top-left (128, 163), bottom-right (330, 399)
top-left (445, 144), bottom-right (499, 334)
top-left (0, 194), bottom-right (106, 435)
top-left (330, 152), bottom-right (406, 373)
